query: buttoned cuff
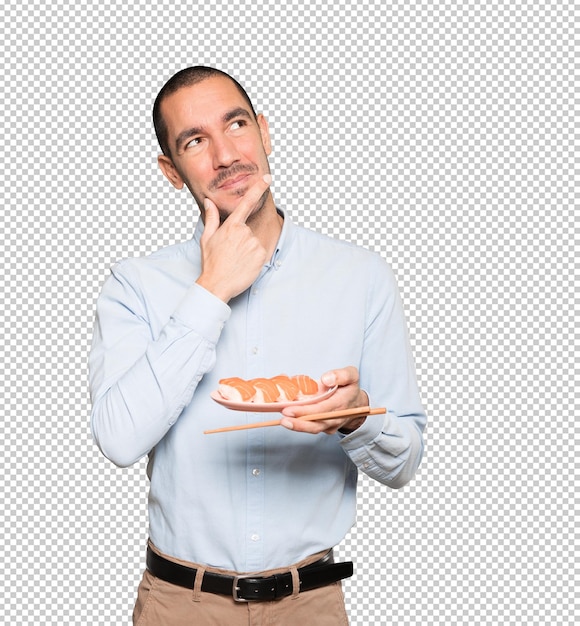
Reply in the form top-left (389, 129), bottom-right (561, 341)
top-left (339, 410), bottom-right (387, 451)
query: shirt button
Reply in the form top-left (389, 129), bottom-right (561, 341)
top-left (251, 534), bottom-right (260, 542)
top-left (251, 288), bottom-right (259, 296)
top-left (252, 346), bottom-right (259, 355)
top-left (252, 468), bottom-right (261, 476)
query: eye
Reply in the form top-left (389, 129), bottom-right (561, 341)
top-left (230, 119), bottom-right (246, 131)
top-left (185, 137), bottom-right (201, 150)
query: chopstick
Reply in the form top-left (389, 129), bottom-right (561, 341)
top-left (204, 406), bottom-right (386, 434)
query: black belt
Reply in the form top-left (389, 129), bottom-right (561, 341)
top-left (146, 546), bottom-right (353, 602)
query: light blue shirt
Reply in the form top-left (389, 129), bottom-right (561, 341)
top-left (89, 209), bottom-right (426, 572)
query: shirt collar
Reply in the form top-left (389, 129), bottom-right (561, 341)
top-left (191, 206), bottom-right (295, 270)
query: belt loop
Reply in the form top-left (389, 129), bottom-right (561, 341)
top-left (192, 565), bottom-right (206, 602)
top-left (290, 566), bottom-right (300, 599)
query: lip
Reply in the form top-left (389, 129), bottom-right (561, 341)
top-left (218, 173), bottom-right (252, 190)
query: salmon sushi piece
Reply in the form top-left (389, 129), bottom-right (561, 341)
top-left (218, 377), bottom-right (256, 402)
top-left (291, 374), bottom-right (320, 397)
top-left (250, 378), bottom-right (281, 403)
top-left (270, 375), bottom-right (299, 401)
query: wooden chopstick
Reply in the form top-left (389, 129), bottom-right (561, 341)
top-left (204, 406), bottom-right (386, 434)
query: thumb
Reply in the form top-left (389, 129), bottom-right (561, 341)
top-left (202, 198), bottom-right (220, 240)
top-left (321, 366), bottom-right (359, 388)
top-left (321, 371), bottom-right (337, 387)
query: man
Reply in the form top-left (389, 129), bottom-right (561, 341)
top-left (89, 66), bottom-right (426, 625)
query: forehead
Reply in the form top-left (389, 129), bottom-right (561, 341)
top-left (161, 76), bottom-right (252, 137)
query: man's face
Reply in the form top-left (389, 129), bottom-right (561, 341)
top-left (158, 76), bottom-right (272, 221)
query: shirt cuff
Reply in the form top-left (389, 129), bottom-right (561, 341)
top-left (339, 410), bottom-right (387, 451)
top-left (172, 283), bottom-right (231, 343)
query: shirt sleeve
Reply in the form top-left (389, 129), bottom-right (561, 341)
top-left (88, 261), bottom-right (231, 467)
top-left (339, 254), bottom-right (427, 488)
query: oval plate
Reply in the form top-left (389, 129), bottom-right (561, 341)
top-left (210, 385), bottom-right (338, 412)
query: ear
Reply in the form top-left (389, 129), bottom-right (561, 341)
top-left (257, 114), bottom-right (272, 156)
top-left (157, 155), bottom-right (185, 189)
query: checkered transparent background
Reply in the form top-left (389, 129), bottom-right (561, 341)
top-left (0, 0), bottom-right (576, 624)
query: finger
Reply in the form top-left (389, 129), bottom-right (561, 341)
top-left (280, 416), bottom-right (344, 434)
top-left (202, 198), bottom-right (221, 240)
top-left (282, 397), bottom-right (338, 418)
top-left (227, 173), bottom-right (272, 224)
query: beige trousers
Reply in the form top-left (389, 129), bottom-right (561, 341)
top-left (133, 542), bottom-right (350, 625)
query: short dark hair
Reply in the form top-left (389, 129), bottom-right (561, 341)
top-left (153, 66), bottom-right (257, 157)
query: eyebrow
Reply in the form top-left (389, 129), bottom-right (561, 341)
top-left (174, 107), bottom-right (254, 153)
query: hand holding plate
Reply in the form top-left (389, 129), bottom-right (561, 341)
top-left (280, 366), bottom-right (369, 435)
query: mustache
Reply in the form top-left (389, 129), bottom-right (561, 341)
top-left (209, 164), bottom-right (258, 190)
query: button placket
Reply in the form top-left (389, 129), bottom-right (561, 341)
top-left (244, 280), bottom-right (266, 570)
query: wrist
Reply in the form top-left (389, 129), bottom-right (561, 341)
top-left (195, 275), bottom-right (232, 303)
top-left (357, 388), bottom-right (369, 407)
top-left (339, 416), bottom-right (366, 434)
top-left (339, 389), bottom-right (370, 434)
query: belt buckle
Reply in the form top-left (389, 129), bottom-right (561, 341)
top-left (232, 574), bottom-right (254, 602)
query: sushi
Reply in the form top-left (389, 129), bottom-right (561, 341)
top-left (290, 374), bottom-right (320, 397)
top-left (217, 374), bottom-right (321, 403)
top-left (217, 377), bottom-right (256, 402)
top-left (250, 378), bottom-right (281, 403)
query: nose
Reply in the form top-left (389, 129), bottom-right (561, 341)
top-left (212, 134), bottom-right (241, 169)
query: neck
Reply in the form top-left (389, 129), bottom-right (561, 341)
top-left (246, 193), bottom-right (283, 259)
